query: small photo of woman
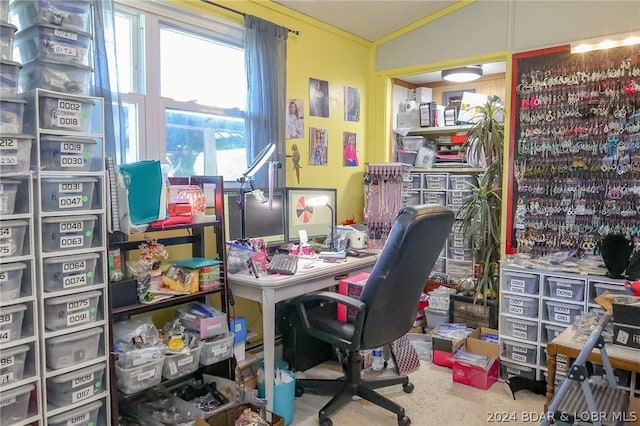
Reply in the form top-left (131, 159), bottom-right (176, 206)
top-left (309, 78), bottom-right (329, 118)
top-left (310, 127), bottom-right (328, 165)
top-left (286, 99), bottom-right (304, 139)
top-left (343, 132), bottom-right (358, 166)
top-left (344, 86), bottom-right (360, 122)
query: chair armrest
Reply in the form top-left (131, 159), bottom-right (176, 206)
top-left (295, 291), bottom-right (366, 311)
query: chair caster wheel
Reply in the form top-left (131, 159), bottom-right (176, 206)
top-left (320, 418), bottom-right (333, 426)
top-left (402, 382), bottom-right (414, 393)
top-left (295, 385), bottom-right (304, 397)
top-left (398, 415), bottom-right (411, 426)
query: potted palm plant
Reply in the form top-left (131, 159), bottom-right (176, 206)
top-left (456, 95), bottom-right (505, 302)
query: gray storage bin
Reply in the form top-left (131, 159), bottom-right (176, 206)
top-left (423, 191), bottom-right (446, 205)
top-left (402, 136), bottom-right (425, 151)
top-left (503, 339), bottom-right (537, 365)
top-left (502, 271), bottom-right (539, 294)
top-left (424, 307), bottom-right (449, 330)
top-left (115, 355), bottom-right (164, 394)
top-left (447, 190), bottom-right (473, 206)
top-left (544, 323), bottom-right (566, 343)
top-left (545, 300), bottom-right (583, 325)
top-left (39, 135), bottom-right (98, 171)
top-left (46, 362), bottom-right (106, 407)
top-left (0, 219), bottom-right (27, 257)
top-left (14, 24), bottom-right (91, 66)
top-left (547, 276), bottom-right (585, 302)
top-left (45, 327), bottom-right (102, 369)
top-left (41, 215), bottom-right (97, 252)
top-left (0, 303), bottom-right (26, 344)
top-left (38, 92), bottom-right (96, 132)
top-left (43, 290), bottom-right (100, 331)
top-left (0, 383), bottom-right (33, 424)
top-left (396, 149), bottom-right (417, 165)
top-left (501, 315), bottom-right (538, 341)
top-left (0, 59), bottom-right (20, 96)
top-left (0, 344), bottom-right (29, 386)
top-left (0, 179), bottom-right (19, 213)
top-left (424, 174), bottom-right (447, 190)
top-left (43, 252), bottom-right (99, 292)
top-left (19, 58), bottom-right (93, 95)
top-left (9, 0), bottom-right (92, 32)
top-left (447, 246), bottom-right (472, 261)
top-left (48, 400), bottom-right (103, 426)
top-left (0, 136), bottom-right (32, 173)
top-left (593, 282), bottom-right (627, 298)
top-left (199, 332), bottom-right (234, 366)
top-left (0, 97), bottom-right (26, 133)
top-left (40, 177), bottom-right (97, 212)
top-left (0, 22), bottom-right (17, 61)
top-left (448, 174), bottom-right (477, 190)
top-left (162, 344), bottom-right (202, 380)
top-left (448, 232), bottom-right (470, 248)
top-left (502, 294), bottom-right (538, 318)
top-left (500, 359), bottom-right (536, 380)
top-left (0, 262), bottom-right (26, 300)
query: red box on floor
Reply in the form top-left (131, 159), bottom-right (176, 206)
top-left (433, 349), bottom-right (456, 368)
top-left (452, 327), bottom-right (500, 390)
top-left (430, 325), bottom-right (469, 368)
top-left (337, 272), bottom-right (370, 322)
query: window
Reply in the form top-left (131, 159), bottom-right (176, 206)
top-left (113, 3), bottom-right (246, 180)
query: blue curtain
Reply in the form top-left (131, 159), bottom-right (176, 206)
top-left (244, 15), bottom-right (288, 187)
top-left (91, 0), bottom-right (125, 162)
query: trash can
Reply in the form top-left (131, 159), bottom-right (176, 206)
top-left (258, 366), bottom-right (296, 426)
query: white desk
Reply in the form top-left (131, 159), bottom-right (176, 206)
top-left (227, 255), bottom-right (378, 412)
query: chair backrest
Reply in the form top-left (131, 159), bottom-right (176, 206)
top-left (359, 204), bottom-right (454, 349)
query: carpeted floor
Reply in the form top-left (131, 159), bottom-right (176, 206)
top-left (292, 361), bottom-right (547, 425)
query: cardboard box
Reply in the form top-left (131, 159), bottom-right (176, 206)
top-left (613, 300), bottom-right (640, 327)
top-left (337, 272), bottom-right (370, 322)
top-left (397, 111), bottom-right (420, 128)
top-left (452, 328), bottom-right (500, 390)
top-left (628, 396), bottom-right (640, 425)
top-left (612, 322), bottom-right (640, 349)
top-left (430, 325), bottom-right (470, 368)
top-left (415, 87), bottom-right (433, 103)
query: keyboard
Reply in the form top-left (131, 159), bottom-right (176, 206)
top-left (267, 254), bottom-right (299, 275)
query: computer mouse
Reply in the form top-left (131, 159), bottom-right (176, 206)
top-left (346, 249), bottom-right (361, 257)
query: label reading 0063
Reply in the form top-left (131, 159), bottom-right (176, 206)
top-left (60, 235), bottom-right (84, 248)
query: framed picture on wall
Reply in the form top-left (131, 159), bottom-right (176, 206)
top-left (443, 89), bottom-right (475, 108)
top-left (286, 187), bottom-right (337, 241)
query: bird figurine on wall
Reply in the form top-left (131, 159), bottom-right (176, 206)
top-left (287, 143), bottom-right (302, 184)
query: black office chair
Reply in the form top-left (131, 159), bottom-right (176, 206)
top-left (291, 204), bottom-right (454, 426)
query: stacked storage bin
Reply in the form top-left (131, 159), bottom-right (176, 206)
top-left (7, 1), bottom-right (110, 423)
top-left (0, 1), bottom-right (43, 424)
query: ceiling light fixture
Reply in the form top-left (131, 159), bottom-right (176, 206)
top-left (571, 32), bottom-right (640, 54)
top-left (441, 65), bottom-right (483, 83)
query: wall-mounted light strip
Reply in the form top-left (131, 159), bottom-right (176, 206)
top-left (571, 32), bottom-right (640, 54)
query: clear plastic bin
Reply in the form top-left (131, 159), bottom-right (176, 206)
top-left (422, 191), bottom-right (446, 205)
top-left (0, 262), bottom-right (26, 300)
top-left (44, 290), bottom-right (100, 331)
top-left (448, 246), bottom-right (472, 261)
top-left (501, 315), bottom-right (538, 341)
top-left (200, 332), bottom-right (234, 366)
top-left (43, 252), bottom-right (99, 292)
top-left (38, 92), bottom-right (95, 132)
top-left (14, 24), bottom-right (91, 66)
top-left (9, 0), bottom-right (92, 32)
top-left (0, 59), bottom-right (20, 96)
top-left (545, 300), bottom-right (582, 325)
top-left (39, 135), bottom-right (97, 171)
top-left (424, 307), bottom-right (449, 330)
top-left (0, 344), bottom-right (29, 385)
top-left (547, 277), bottom-right (585, 302)
top-left (448, 232), bottom-right (470, 248)
top-left (502, 271), bottom-right (539, 294)
top-left (0, 219), bottom-right (27, 257)
top-left (593, 282), bottom-right (627, 298)
top-left (448, 174), bottom-right (477, 190)
top-left (116, 347), bottom-right (163, 369)
top-left (48, 400), bottom-right (103, 426)
top-left (41, 215), bottom-right (97, 252)
top-left (432, 257), bottom-right (445, 273)
top-left (500, 359), bottom-right (536, 380)
top-left (46, 362), bottom-right (105, 407)
top-left (502, 294), bottom-right (538, 318)
top-left (402, 136), bottom-right (425, 151)
top-left (0, 136), bottom-right (32, 173)
top-left (0, 22), bottom-right (16, 60)
top-left (403, 191), bottom-right (420, 206)
top-left (19, 58), bottom-right (93, 95)
top-left (396, 149), bottom-right (417, 165)
top-left (45, 327), bottom-right (102, 369)
top-left (0, 383), bottom-right (33, 424)
top-left (503, 339), bottom-right (537, 365)
top-left (162, 344), bottom-right (202, 380)
top-left (447, 190), bottom-right (473, 206)
top-left (0, 303), bottom-right (26, 344)
top-left (407, 333), bottom-right (431, 362)
top-left (115, 355), bottom-right (164, 395)
top-left (0, 179), bottom-right (19, 213)
top-left (424, 174), bottom-right (447, 190)
top-left (0, 98), bottom-right (26, 133)
top-left (544, 323), bottom-right (566, 343)
top-left (40, 177), bottom-right (97, 212)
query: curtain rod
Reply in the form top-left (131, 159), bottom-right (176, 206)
top-left (201, 0), bottom-right (300, 35)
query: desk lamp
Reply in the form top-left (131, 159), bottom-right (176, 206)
top-left (306, 195), bottom-right (335, 251)
top-left (237, 143), bottom-right (276, 243)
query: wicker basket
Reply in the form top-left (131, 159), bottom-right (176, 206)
top-left (206, 403), bottom-right (284, 426)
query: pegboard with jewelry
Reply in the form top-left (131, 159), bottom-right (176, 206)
top-left (508, 41), bottom-right (640, 257)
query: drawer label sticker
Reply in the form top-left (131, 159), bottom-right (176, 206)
top-left (67, 310), bottom-right (90, 326)
top-left (556, 289), bottom-right (573, 298)
top-left (67, 412), bottom-right (90, 425)
top-left (52, 43), bottom-right (78, 58)
top-left (60, 221), bottom-right (84, 233)
top-left (137, 369), bottom-right (156, 381)
top-left (213, 346), bottom-right (228, 356)
top-left (0, 227), bottom-right (11, 237)
top-left (0, 372), bottom-right (14, 384)
top-left (512, 345), bottom-right (528, 354)
top-left (509, 299), bottom-right (524, 307)
top-left (61, 155), bottom-right (84, 167)
top-left (553, 306), bottom-right (570, 314)
top-left (511, 353), bottom-right (527, 363)
top-left (60, 235), bottom-right (84, 248)
top-left (0, 397), bottom-right (16, 407)
top-left (54, 29), bottom-right (79, 41)
top-left (512, 322), bottom-right (528, 331)
top-left (58, 195), bottom-right (85, 209)
top-left (71, 385), bottom-right (94, 403)
top-left (512, 330), bottom-right (528, 340)
top-left (509, 286), bottom-right (524, 293)
top-left (0, 329), bottom-right (11, 343)
top-left (0, 313), bottom-right (13, 325)
top-left (0, 271), bottom-right (7, 283)
top-left (0, 242), bottom-right (13, 256)
top-left (0, 156), bottom-right (17, 166)
top-left (0, 137), bottom-right (17, 149)
top-left (63, 260), bottom-right (86, 273)
top-left (0, 355), bottom-right (14, 368)
top-left (554, 313), bottom-right (570, 323)
top-left (67, 298), bottom-right (91, 312)
top-left (72, 372), bottom-right (94, 389)
top-left (61, 142), bottom-right (84, 154)
top-left (59, 182), bottom-right (82, 192)
top-left (177, 356), bottom-right (194, 367)
top-left (508, 306), bottom-right (524, 315)
top-left (63, 273), bottom-right (87, 288)
top-left (510, 279), bottom-right (525, 287)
